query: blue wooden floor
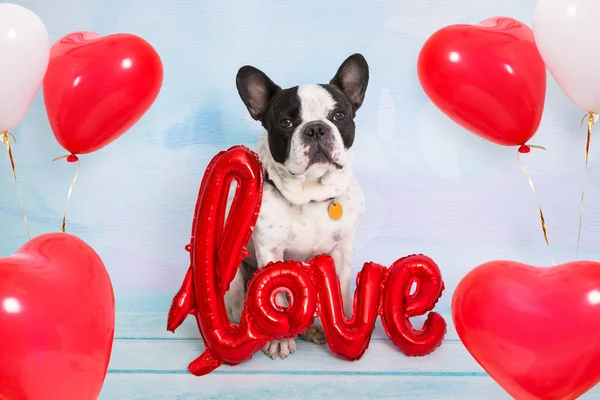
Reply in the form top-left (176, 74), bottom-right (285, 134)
top-left (99, 310), bottom-right (600, 399)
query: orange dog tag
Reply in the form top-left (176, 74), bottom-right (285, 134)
top-left (328, 201), bottom-right (343, 221)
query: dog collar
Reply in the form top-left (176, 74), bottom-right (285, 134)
top-left (264, 171), bottom-right (343, 220)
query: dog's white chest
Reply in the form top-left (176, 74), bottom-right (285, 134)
top-left (252, 178), bottom-right (364, 263)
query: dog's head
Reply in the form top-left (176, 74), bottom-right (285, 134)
top-left (236, 54), bottom-right (369, 180)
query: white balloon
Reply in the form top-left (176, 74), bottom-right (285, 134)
top-left (533, 0), bottom-right (600, 112)
top-left (0, 3), bottom-right (49, 132)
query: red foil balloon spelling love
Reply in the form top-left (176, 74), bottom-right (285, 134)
top-left (167, 146), bottom-right (447, 375)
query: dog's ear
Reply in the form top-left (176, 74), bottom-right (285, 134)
top-left (236, 66), bottom-right (281, 121)
top-left (330, 54), bottom-right (369, 112)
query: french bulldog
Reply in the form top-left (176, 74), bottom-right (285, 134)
top-left (225, 53), bottom-right (369, 359)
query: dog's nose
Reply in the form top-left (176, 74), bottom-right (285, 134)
top-left (303, 122), bottom-right (330, 140)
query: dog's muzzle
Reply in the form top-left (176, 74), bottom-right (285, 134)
top-left (303, 121), bottom-right (331, 142)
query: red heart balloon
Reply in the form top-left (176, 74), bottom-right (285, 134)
top-left (0, 233), bottom-right (115, 400)
top-left (452, 260), bottom-right (600, 400)
top-left (43, 31), bottom-right (163, 155)
top-left (417, 17), bottom-right (547, 147)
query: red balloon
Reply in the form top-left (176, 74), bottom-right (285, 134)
top-left (417, 17), bottom-right (547, 147)
top-left (0, 233), bottom-right (115, 400)
top-left (168, 146), bottom-right (447, 375)
top-left (452, 260), bottom-right (600, 400)
top-left (43, 31), bottom-right (163, 156)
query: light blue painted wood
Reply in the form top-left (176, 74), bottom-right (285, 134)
top-left (4, 0), bottom-right (600, 320)
top-left (101, 373), bottom-right (600, 400)
top-left (108, 339), bottom-right (467, 374)
top-left (102, 375), bottom-right (516, 400)
top-left (101, 312), bottom-right (600, 399)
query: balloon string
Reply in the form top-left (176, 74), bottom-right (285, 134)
top-left (1, 131), bottom-right (30, 239)
top-left (517, 145), bottom-right (555, 266)
top-left (52, 155), bottom-right (81, 233)
top-left (576, 112), bottom-right (598, 259)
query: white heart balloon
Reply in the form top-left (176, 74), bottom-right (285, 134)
top-left (0, 3), bottom-right (49, 132)
top-left (533, 0), bottom-right (600, 113)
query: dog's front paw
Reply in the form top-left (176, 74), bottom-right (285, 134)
top-left (262, 338), bottom-right (296, 359)
top-left (299, 324), bottom-right (326, 345)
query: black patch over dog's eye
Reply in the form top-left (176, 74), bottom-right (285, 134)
top-left (279, 118), bottom-right (293, 128)
top-left (333, 111), bottom-right (345, 121)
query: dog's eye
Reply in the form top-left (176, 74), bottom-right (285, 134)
top-left (279, 119), bottom-right (293, 128)
top-left (333, 111), bottom-right (345, 121)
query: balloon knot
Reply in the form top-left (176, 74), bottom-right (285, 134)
top-left (518, 145), bottom-right (531, 154)
top-left (66, 154), bottom-right (79, 163)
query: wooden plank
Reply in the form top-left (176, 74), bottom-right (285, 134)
top-left (108, 340), bottom-right (474, 373)
top-left (109, 309), bottom-right (600, 399)
top-left (100, 373), bottom-right (600, 400)
top-left (115, 310), bottom-right (459, 341)
top-left (105, 335), bottom-right (600, 398)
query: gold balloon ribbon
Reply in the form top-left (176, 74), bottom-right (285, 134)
top-left (1, 131), bottom-right (30, 239)
top-left (576, 112), bottom-right (598, 258)
top-left (53, 154), bottom-right (81, 233)
top-left (517, 145), bottom-right (555, 265)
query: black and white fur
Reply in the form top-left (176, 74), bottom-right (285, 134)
top-left (225, 54), bottom-right (369, 359)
